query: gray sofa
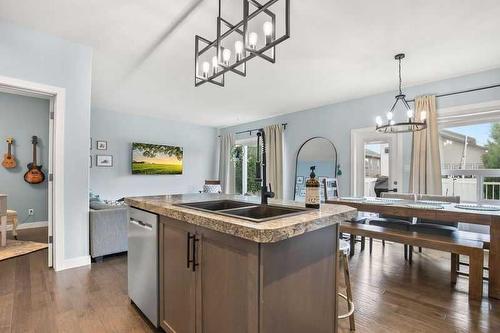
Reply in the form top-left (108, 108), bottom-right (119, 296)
top-left (89, 205), bottom-right (129, 260)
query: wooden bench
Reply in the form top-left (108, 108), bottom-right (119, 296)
top-left (340, 222), bottom-right (486, 300)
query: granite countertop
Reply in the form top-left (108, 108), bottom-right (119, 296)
top-left (125, 194), bottom-right (356, 243)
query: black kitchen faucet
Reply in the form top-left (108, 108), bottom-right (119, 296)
top-left (256, 129), bottom-right (275, 205)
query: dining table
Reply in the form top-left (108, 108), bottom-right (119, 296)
top-left (327, 197), bottom-right (500, 300)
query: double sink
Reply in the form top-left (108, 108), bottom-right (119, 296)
top-left (177, 200), bottom-right (310, 223)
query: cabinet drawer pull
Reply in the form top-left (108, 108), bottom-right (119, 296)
top-left (192, 236), bottom-right (199, 272)
top-left (187, 233), bottom-right (195, 269)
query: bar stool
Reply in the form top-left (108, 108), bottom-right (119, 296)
top-left (338, 239), bottom-right (355, 331)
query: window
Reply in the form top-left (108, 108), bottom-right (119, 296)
top-left (440, 121), bottom-right (500, 202)
top-left (234, 139), bottom-right (261, 196)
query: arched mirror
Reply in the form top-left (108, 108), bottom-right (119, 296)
top-left (293, 137), bottom-right (338, 202)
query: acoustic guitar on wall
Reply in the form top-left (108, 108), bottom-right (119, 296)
top-left (24, 136), bottom-right (45, 184)
top-left (1, 137), bottom-right (17, 169)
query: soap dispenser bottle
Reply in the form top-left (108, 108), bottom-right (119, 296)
top-left (305, 166), bottom-right (320, 209)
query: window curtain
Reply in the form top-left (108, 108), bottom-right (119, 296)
top-left (409, 95), bottom-right (442, 194)
top-left (218, 133), bottom-right (235, 194)
top-left (264, 124), bottom-right (284, 199)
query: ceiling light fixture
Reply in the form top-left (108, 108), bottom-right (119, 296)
top-left (375, 53), bottom-right (427, 133)
top-left (194, 0), bottom-right (290, 87)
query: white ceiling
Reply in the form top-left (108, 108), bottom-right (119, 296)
top-left (1, 0), bottom-right (500, 128)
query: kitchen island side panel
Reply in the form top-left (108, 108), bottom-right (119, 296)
top-left (259, 224), bottom-right (339, 333)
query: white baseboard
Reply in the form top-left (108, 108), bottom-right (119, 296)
top-left (56, 255), bottom-right (91, 271)
top-left (6, 220), bottom-right (48, 231)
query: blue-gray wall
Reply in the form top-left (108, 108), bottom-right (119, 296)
top-left (90, 109), bottom-right (217, 199)
top-left (0, 92), bottom-right (49, 224)
top-left (0, 20), bottom-right (92, 260)
top-left (220, 68), bottom-right (500, 200)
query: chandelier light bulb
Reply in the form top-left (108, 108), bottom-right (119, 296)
top-left (202, 61), bottom-right (210, 78)
top-left (386, 112), bottom-right (393, 120)
top-left (263, 21), bottom-right (273, 45)
top-left (235, 41), bottom-right (243, 54)
top-left (248, 32), bottom-right (258, 49)
top-left (222, 48), bottom-right (232, 65)
top-left (407, 109), bottom-right (414, 118)
top-left (263, 21), bottom-right (273, 36)
top-left (234, 41), bottom-right (243, 61)
top-left (375, 116), bottom-right (383, 126)
top-left (212, 56), bottom-right (218, 74)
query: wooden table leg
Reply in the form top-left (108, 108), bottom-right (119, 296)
top-left (489, 219), bottom-right (500, 299)
top-left (450, 253), bottom-right (458, 285)
top-left (469, 250), bottom-right (484, 301)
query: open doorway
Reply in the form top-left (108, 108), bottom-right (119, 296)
top-left (0, 75), bottom-right (66, 270)
top-left (351, 127), bottom-right (403, 197)
top-left (364, 142), bottom-right (390, 197)
top-left (0, 91), bottom-right (52, 264)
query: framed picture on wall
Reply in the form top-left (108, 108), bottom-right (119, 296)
top-left (131, 142), bottom-right (183, 175)
top-left (96, 140), bottom-right (107, 150)
top-left (96, 155), bottom-right (113, 167)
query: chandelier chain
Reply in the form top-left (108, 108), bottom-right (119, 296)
top-left (398, 57), bottom-right (403, 95)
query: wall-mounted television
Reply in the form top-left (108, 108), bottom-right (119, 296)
top-left (132, 142), bottom-right (183, 175)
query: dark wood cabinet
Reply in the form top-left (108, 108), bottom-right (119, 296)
top-left (159, 216), bottom-right (338, 333)
top-left (197, 227), bottom-right (259, 333)
top-left (159, 218), bottom-right (196, 333)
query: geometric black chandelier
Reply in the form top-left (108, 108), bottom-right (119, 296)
top-left (194, 0), bottom-right (290, 87)
top-left (375, 53), bottom-right (427, 133)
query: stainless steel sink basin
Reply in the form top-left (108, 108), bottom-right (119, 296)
top-left (176, 200), bottom-right (310, 222)
top-left (178, 200), bottom-right (256, 211)
top-left (220, 205), bottom-right (309, 222)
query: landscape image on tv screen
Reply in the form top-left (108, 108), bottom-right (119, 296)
top-left (132, 142), bottom-right (183, 175)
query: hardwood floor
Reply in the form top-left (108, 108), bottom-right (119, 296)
top-left (0, 227), bottom-right (499, 333)
top-left (0, 228), bottom-right (155, 333)
top-left (338, 240), bottom-right (500, 333)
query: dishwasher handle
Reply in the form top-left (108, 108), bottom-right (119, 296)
top-left (130, 218), bottom-right (153, 230)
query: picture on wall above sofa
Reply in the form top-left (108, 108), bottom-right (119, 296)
top-left (132, 142), bottom-right (183, 175)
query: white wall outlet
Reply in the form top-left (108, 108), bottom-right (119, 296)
top-left (28, 208), bottom-right (34, 216)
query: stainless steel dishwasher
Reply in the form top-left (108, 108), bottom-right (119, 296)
top-left (128, 207), bottom-right (159, 327)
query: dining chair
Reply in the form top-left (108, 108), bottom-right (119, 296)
top-left (201, 180), bottom-right (222, 193)
top-left (407, 194), bottom-right (460, 261)
top-left (367, 192), bottom-right (416, 259)
top-left (323, 179), bottom-right (367, 255)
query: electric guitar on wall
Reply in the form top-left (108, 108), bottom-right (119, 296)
top-left (24, 136), bottom-right (45, 184)
top-left (1, 137), bottom-right (17, 169)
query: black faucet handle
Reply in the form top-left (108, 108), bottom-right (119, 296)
top-left (268, 183), bottom-right (275, 198)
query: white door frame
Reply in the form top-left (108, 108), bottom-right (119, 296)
top-left (0, 75), bottom-right (65, 271)
top-left (351, 127), bottom-right (403, 197)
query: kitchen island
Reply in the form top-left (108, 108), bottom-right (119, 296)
top-left (125, 194), bottom-right (356, 333)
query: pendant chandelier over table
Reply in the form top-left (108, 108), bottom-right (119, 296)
top-left (375, 53), bottom-right (427, 133)
top-left (194, 0), bottom-right (290, 87)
